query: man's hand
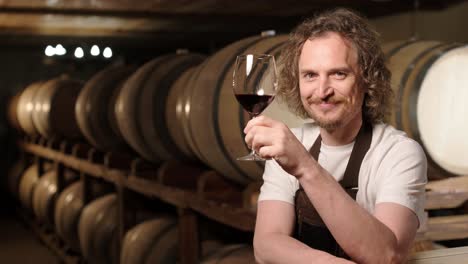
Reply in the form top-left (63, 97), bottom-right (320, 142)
top-left (244, 116), bottom-right (316, 178)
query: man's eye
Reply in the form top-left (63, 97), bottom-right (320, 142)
top-left (304, 73), bottom-right (316, 79)
top-left (334, 72), bottom-right (347, 79)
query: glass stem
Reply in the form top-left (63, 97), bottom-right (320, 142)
top-left (249, 149), bottom-right (256, 156)
top-left (249, 113), bottom-right (258, 156)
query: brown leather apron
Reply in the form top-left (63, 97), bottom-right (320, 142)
top-left (294, 122), bottom-right (373, 259)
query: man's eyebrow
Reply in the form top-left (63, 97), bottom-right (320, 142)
top-left (299, 69), bottom-right (317, 74)
top-left (299, 67), bottom-right (352, 74)
top-left (329, 67), bottom-right (352, 72)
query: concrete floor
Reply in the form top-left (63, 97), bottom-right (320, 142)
top-left (0, 203), bottom-right (60, 264)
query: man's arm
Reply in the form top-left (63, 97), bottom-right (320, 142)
top-left (298, 138), bottom-right (426, 264)
top-left (299, 169), bottom-right (419, 264)
top-left (254, 200), bottom-right (355, 264)
top-left (375, 202), bottom-right (420, 259)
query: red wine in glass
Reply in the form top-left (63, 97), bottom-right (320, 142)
top-left (233, 54), bottom-right (277, 161)
top-left (235, 94), bottom-right (274, 117)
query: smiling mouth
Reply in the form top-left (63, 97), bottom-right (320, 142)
top-left (317, 102), bottom-right (337, 109)
top-left (310, 98), bottom-right (341, 104)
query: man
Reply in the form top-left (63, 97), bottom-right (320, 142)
top-left (244, 8), bottom-right (427, 264)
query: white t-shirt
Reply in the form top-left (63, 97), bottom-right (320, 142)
top-left (258, 122), bottom-right (428, 225)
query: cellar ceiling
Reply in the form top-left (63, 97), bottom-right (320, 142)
top-left (0, 0), bottom-right (464, 49)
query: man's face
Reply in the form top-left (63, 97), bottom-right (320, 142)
top-left (298, 32), bottom-right (365, 130)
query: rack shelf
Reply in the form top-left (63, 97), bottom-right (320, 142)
top-left (19, 140), bottom-right (257, 232)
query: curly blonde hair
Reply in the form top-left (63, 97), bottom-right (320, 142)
top-left (278, 8), bottom-right (393, 124)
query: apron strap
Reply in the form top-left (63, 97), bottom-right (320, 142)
top-left (307, 122), bottom-right (373, 189)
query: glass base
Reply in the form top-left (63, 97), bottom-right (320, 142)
top-left (236, 153), bottom-right (266, 161)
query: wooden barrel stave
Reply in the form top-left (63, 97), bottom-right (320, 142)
top-left (18, 164), bottom-right (40, 212)
top-left (17, 82), bottom-right (43, 136)
top-left (32, 169), bottom-right (78, 225)
top-left (189, 35), bottom-right (289, 184)
top-left (166, 66), bottom-right (199, 160)
top-left (32, 170), bottom-right (57, 224)
top-left (384, 41), bottom-right (468, 178)
top-left (415, 45), bottom-right (468, 176)
top-left (385, 41), bottom-right (442, 132)
top-left (7, 159), bottom-right (28, 200)
top-left (78, 194), bottom-right (119, 264)
top-left (145, 226), bottom-right (178, 263)
top-left (188, 36), bottom-right (262, 184)
top-left (32, 76), bottom-right (83, 139)
top-left (7, 91), bottom-right (23, 133)
top-left (116, 56), bottom-right (171, 162)
top-left (121, 217), bottom-right (178, 264)
top-left (76, 65), bottom-right (135, 151)
top-left (55, 181), bottom-right (111, 253)
top-left (138, 53), bottom-right (205, 162)
top-left (218, 36), bottom-right (289, 182)
top-left (54, 181), bottom-right (84, 253)
top-left (31, 80), bottom-right (49, 137)
top-left (115, 54), bottom-right (201, 162)
top-left (201, 244), bottom-right (256, 264)
top-left (181, 61), bottom-right (212, 165)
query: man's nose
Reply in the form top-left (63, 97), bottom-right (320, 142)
top-left (318, 77), bottom-right (333, 99)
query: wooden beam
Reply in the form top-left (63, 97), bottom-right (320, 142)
top-left (0, 12), bottom-right (297, 42)
top-left (425, 176), bottom-right (468, 209)
top-left (0, 0), bottom-right (463, 41)
top-left (178, 208), bottom-right (200, 264)
top-left (422, 215), bottom-right (468, 241)
top-left (408, 246), bottom-right (468, 264)
top-left (0, 0), bottom-right (462, 17)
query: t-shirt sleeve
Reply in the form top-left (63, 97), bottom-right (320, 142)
top-left (258, 160), bottom-right (297, 205)
top-left (375, 139), bottom-right (428, 226)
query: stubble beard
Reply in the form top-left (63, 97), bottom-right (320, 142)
top-left (304, 97), bottom-right (347, 132)
top-left (305, 101), bottom-right (360, 132)
top-left (309, 111), bottom-right (343, 132)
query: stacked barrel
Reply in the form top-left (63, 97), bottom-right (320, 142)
top-left (11, 39), bottom-right (468, 184)
top-left (13, 76), bottom-right (83, 140)
top-left (7, 33), bottom-right (468, 263)
top-left (7, 34), bottom-right (296, 263)
top-left (9, 34), bottom-right (302, 184)
top-left (383, 41), bottom-right (468, 180)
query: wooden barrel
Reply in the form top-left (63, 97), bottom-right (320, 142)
top-left (54, 181), bottom-right (110, 253)
top-left (7, 160), bottom-right (28, 200)
top-left (121, 217), bottom-right (178, 264)
top-left (201, 244), bottom-right (256, 264)
top-left (78, 194), bottom-right (119, 264)
top-left (32, 169), bottom-right (77, 225)
top-left (7, 92), bottom-right (22, 132)
top-left (186, 34), bottom-right (306, 184)
top-left (384, 41), bottom-right (468, 178)
top-left (16, 81), bottom-right (43, 136)
top-left (31, 76), bottom-right (83, 140)
top-left (54, 182), bottom-right (84, 252)
top-left (115, 52), bottom-right (205, 163)
top-left (18, 164), bottom-right (40, 211)
top-left (166, 65), bottom-right (200, 160)
top-left (76, 65), bottom-right (135, 152)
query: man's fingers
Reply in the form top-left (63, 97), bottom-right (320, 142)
top-left (244, 115), bottom-right (283, 134)
top-left (257, 145), bottom-right (276, 159)
top-left (246, 126), bottom-right (274, 152)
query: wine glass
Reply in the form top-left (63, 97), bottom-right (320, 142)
top-left (233, 54), bottom-right (278, 161)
